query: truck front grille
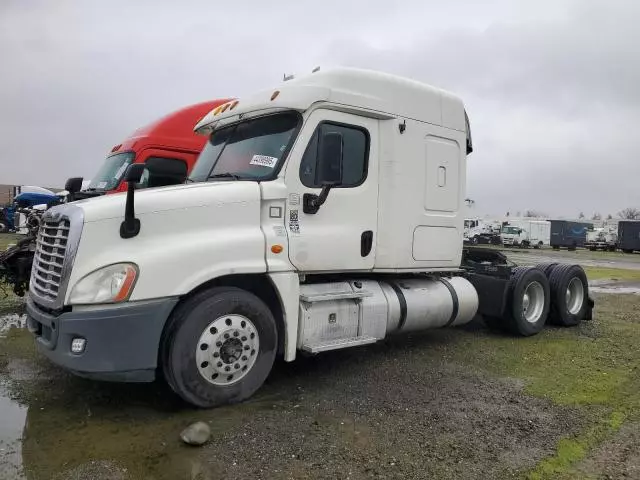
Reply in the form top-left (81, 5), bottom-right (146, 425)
top-left (31, 219), bottom-right (70, 301)
top-left (29, 204), bottom-right (83, 310)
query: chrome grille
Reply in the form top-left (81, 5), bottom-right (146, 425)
top-left (31, 218), bottom-right (70, 301)
top-left (29, 204), bottom-right (83, 309)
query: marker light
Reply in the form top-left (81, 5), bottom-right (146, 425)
top-left (271, 245), bottom-right (284, 254)
top-left (271, 90), bottom-right (280, 101)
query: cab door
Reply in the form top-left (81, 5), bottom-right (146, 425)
top-left (284, 109), bottom-right (379, 272)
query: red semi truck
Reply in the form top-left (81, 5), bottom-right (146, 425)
top-left (2, 99), bottom-right (234, 297)
top-left (72, 98), bottom-right (234, 198)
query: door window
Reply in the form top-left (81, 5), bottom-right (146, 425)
top-left (299, 122), bottom-right (369, 188)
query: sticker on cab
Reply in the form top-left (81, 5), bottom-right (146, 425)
top-left (114, 163), bottom-right (129, 179)
top-left (250, 154), bottom-right (278, 168)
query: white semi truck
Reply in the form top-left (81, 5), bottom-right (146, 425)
top-left (26, 68), bottom-right (593, 408)
top-left (500, 219), bottom-right (551, 248)
top-left (584, 226), bottom-right (618, 251)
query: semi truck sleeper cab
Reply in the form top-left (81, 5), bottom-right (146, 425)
top-left (26, 67), bottom-right (593, 408)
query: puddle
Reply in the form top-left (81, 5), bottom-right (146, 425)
top-left (589, 280), bottom-right (640, 295)
top-left (0, 314), bottom-right (26, 338)
top-left (0, 386), bottom-right (28, 479)
top-left (590, 286), bottom-right (640, 295)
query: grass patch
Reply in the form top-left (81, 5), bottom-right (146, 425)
top-left (583, 267), bottom-right (640, 281)
top-left (450, 294), bottom-right (640, 479)
top-left (0, 233), bottom-right (19, 250)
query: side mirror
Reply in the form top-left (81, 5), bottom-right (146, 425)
top-left (64, 177), bottom-right (83, 194)
top-left (303, 131), bottom-right (343, 214)
top-left (124, 163), bottom-right (146, 183)
top-left (120, 164), bottom-right (146, 239)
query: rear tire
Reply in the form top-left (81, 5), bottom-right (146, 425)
top-left (548, 264), bottom-right (589, 327)
top-left (535, 262), bottom-right (558, 277)
top-left (503, 267), bottom-right (550, 336)
top-left (161, 286), bottom-right (277, 408)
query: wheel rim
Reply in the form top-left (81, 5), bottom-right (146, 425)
top-left (195, 314), bottom-right (260, 386)
top-left (522, 281), bottom-right (545, 323)
top-left (566, 277), bottom-right (584, 315)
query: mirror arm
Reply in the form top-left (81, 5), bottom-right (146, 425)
top-left (120, 180), bottom-right (141, 239)
top-left (303, 185), bottom-right (332, 215)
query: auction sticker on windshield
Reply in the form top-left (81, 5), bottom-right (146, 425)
top-left (250, 154), bottom-right (278, 168)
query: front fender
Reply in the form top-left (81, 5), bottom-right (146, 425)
top-left (66, 194), bottom-right (266, 303)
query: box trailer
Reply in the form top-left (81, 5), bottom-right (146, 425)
top-left (550, 220), bottom-right (593, 250)
top-left (618, 220), bottom-right (640, 253)
top-left (500, 219), bottom-right (550, 248)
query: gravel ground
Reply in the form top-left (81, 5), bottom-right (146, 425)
top-left (1, 323), bottom-right (583, 480)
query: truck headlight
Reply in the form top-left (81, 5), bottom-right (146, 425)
top-left (69, 263), bottom-right (138, 305)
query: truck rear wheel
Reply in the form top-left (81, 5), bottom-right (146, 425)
top-left (535, 262), bottom-right (558, 277)
top-left (504, 267), bottom-right (550, 336)
top-left (161, 287), bottom-right (278, 408)
top-left (548, 264), bottom-right (588, 327)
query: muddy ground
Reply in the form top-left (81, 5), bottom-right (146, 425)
top-left (1, 243), bottom-right (639, 479)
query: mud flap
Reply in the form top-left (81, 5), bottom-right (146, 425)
top-left (584, 296), bottom-right (595, 321)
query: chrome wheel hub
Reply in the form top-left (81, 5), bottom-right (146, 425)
top-left (523, 281), bottom-right (545, 323)
top-left (566, 277), bottom-right (584, 315)
top-left (196, 314), bottom-right (259, 386)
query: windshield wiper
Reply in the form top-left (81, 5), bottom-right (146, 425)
top-left (208, 172), bottom-right (244, 180)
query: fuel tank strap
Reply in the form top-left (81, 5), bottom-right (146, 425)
top-left (436, 277), bottom-right (459, 326)
top-left (388, 282), bottom-right (408, 331)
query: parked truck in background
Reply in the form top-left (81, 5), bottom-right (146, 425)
top-left (71, 99), bottom-right (234, 200)
top-left (1, 99), bottom-right (232, 297)
top-left (549, 220), bottom-right (593, 250)
top-left (501, 219), bottom-right (551, 248)
top-left (25, 67), bottom-right (593, 408)
top-left (463, 218), bottom-right (501, 244)
top-left (617, 220), bottom-right (640, 254)
top-left (584, 226), bottom-right (618, 251)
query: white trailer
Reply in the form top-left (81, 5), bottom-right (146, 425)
top-left (25, 68), bottom-right (593, 408)
top-left (501, 219), bottom-right (551, 248)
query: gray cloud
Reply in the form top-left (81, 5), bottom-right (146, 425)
top-left (0, 0), bottom-right (637, 217)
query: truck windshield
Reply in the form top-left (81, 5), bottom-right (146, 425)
top-left (189, 112), bottom-right (301, 183)
top-left (503, 226), bottom-right (520, 234)
top-left (87, 152), bottom-right (135, 191)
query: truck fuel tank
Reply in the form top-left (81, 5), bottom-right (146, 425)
top-left (381, 276), bottom-right (479, 333)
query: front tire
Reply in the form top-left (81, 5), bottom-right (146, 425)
top-left (161, 287), bottom-right (278, 408)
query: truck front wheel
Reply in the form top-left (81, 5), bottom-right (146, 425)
top-left (161, 287), bottom-right (278, 408)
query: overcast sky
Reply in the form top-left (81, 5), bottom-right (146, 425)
top-left (1, 0), bottom-right (638, 217)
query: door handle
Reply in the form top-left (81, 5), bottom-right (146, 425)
top-left (361, 231), bottom-right (373, 257)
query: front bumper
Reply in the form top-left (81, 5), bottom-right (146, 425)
top-left (26, 295), bottom-right (178, 382)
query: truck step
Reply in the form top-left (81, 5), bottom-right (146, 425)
top-left (301, 336), bottom-right (378, 353)
top-left (300, 290), bottom-right (372, 303)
